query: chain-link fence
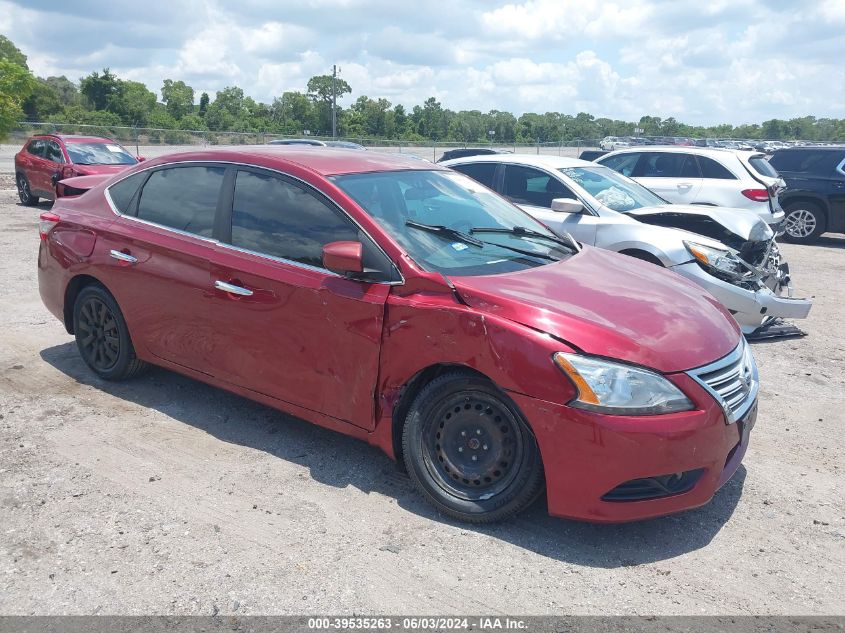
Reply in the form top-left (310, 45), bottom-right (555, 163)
top-left (8, 122), bottom-right (601, 162)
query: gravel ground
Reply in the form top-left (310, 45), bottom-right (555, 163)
top-left (0, 191), bottom-right (843, 616)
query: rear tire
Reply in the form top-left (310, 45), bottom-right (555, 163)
top-left (17, 173), bottom-right (39, 206)
top-left (782, 202), bottom-right (826, 244)
top-left (73, 285), bottom-right (149, 381)
top-left (401, 372), bottom-right (545, 524)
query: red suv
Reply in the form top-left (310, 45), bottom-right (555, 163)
top-left (15, 134), bottom-right (139, 205)
top-left (37, 147), bottom-right (758, 523)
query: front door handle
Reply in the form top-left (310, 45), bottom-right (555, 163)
top-left (214, 280), bottom-right (253, 296)
top-left (677, 182), bottom-right (693, 191)
top-left (109, 249), bottom-right (137, 264)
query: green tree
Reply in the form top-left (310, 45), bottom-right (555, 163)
top-left (110, 80), bottom-right (157, 125)
top-left (198, 92), bottom-right (209, 117)
top-left (0, 59), bottom-right (36, 138)
top-left (80, 68), bottom-right (120, 111)
top-left (272, 91), bottom-right (313, 133)
top-left (0, 35), bottom-right (28, 69)
top-left (161, 79), bottom-right (194, 120)
top-left (307, 74), bottom-right (351, 134)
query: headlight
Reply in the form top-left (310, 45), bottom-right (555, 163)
top-left (749, 222), bottom-right (773, 242)
top-left (684, 240), bottom-right (747, 278)
top-left (553, 353), bottom-right (694, 415)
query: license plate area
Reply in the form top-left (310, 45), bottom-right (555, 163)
top-left (736, 399), bottom-right (758, 444)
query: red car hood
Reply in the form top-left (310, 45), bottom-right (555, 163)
top-left (451, 246), bottom-right (740, 373)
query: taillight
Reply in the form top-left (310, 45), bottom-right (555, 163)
top-left (741, 188), bottom-right (769, 202)
top-left (39, 212), bottom-right (60, 241)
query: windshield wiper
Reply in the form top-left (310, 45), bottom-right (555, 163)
top-left (405, 220), bottom-right (483, 247)
top-left (470, 225), bottom-right (579, 252)
top-left (405, 220), bottom-right (559, 262)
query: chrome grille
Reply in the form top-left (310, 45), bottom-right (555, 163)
top-left (687, 340), bottom-right (758, 424)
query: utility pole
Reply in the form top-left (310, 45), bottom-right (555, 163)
top-left (331, 64), bottom-right (337, 139)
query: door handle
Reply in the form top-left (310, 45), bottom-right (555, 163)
top-left (677, 182), bottom-right (693, 190)
top-left (109, 249), bottom-right (137, 264)
top-left (214, 280), bottom-right (253, 296)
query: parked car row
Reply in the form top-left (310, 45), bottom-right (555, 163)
top-left (16, 136), bottom-right (839, 525)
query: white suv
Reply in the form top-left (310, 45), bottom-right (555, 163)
top-left (596, 146), bottom-right (786, 229)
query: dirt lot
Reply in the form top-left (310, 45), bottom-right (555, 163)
top-left (0, 189), bottom-right (843, 616)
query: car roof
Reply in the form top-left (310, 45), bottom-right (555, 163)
top-left (605, 145), bottom-right (752, 158)
top-left (442, 153), bottom-right (592, 169)
top-left (33, 134), bottom-right (120, 144)
top-left (142, 146), bottom-right (446, 176)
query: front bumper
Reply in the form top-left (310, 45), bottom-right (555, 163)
top-left (670, 261), bottom-right (812, 333)
top-left (510, 373), bottom-right (750, 522)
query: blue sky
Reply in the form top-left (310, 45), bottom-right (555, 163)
top-left (2, 0), bottom-right (844, 125)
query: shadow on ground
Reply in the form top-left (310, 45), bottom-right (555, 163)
top-left (41, 341), bottom-right (745, 568)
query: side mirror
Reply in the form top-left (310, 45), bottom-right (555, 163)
top-left (551, 198), bottom-right (584, 214)
top-left (322, 241), bottom-right (363, 275)
top-left (137, 156), bottom-right (146, 162)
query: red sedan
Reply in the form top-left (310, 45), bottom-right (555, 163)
top-left (37, 147), bottom-right (758, 523)
top-left (15, 134), bottom-right (140, 205)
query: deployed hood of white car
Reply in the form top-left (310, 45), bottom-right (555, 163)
top-left (627, 204), bottom-right (773, 242)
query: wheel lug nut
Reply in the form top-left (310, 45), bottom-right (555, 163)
top-left (476, 429), bottom-right (482, 435)
top-left (471, 455), bottom-right (477, 461)
top-left (460, 431), bottom-right (466, 437)
top-left (482, 444), bottom-right (488, 450)
top-left (457, 447), bottom-right (463, 453)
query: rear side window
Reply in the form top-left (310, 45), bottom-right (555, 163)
top-left (231, 170), bottom-right (359, 268)
top-left (136, 166), bottom-right (225, 237)
top-left (44, 142), bottom-right (65, 163)
top-left (698, 156), bottom-right (736, 179)
top-left (599, 153), bottom-right (640, 176)
top-left (770, 150), bottom-right (838, 174)
top-left (107, 172), bottom-right (148, 214)
top-left (449, 162), bottom-right (498, 189)
top-left (27, 139), bottom-right (46, 158)
top-left (635, 152), bottom-right (700, 178)
top-left (748, 156), bottom-right (779, 178)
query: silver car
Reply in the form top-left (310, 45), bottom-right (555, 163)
top-left (442, 154), bottom-right (812, 335)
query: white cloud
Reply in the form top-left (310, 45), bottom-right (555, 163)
top-left (1, 0), bottom-right (843, 124)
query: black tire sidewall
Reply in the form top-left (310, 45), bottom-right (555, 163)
top-left (73, 285), bottom-right (137, 381)
top-left (17, 174), bottom-right (38, 206)
top-left (402, 373), bottom-right (544, 522)
top-left (783, 203), bottom-right (825, 244)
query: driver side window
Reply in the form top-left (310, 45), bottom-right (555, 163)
top-left (502, 165), bottom-right (576, 208)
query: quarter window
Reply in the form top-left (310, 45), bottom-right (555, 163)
top-left (231, 170), bottom-right (359, 268)
top-left (107, 172), bottom-right (148, 214)
top-left (698, 156), bottom-right (737, 179)
top-left (502, 164), bottom-right (576, 208)
top-left (27, 139), bottom-right (46, 158)
top-left (136, 166), bottom-right (225, 237)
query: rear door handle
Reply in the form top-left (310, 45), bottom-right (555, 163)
top-left (109, 249), bottom-right (137, 264)
top-left (214, 280), bottom-right (253, 296)
top-left (677, 182), bottom-right (693, 190)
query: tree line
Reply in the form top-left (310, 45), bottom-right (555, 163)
top-left (3, 34), bottom-right (845, 143)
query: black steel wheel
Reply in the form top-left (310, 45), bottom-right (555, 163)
top-left (402, 372), bottom-right (544, 523)
top-left (17, 173), bottom-right (39, 206)
top-left (73, 285), bottom-right (148, 381)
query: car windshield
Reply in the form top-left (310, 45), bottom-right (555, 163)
top-left (65, 142), bottom-right (137, 165)
top-left (332, 170), bottom-right (573, 276)
top-left (559, 166), bottom-right (667, 212)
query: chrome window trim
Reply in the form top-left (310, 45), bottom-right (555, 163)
top-left (686, 339), bottom-right (759, 425)
top-left (104, 159), bottom-right (405, 286)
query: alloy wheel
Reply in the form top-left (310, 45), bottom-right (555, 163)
top-left (76, 296), bottom-right (121, 371)
top-left (17, 175), bottom-right (30, 204)
top-left (784, 209), bottom-right (817, 238)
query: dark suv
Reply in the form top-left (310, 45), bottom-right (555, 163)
top-left (769, 147), bottom-right (845, 243)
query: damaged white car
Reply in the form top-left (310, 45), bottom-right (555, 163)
top-left (442, 154), bottom-right (812, 337)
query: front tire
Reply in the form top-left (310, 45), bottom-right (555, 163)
top-left (782, 202), bottom-right (826, 244)
top-left (402, 372), bottom-right (544, 523)
top-left (17, 173), bottom-right (39, 206)
top-left (73, 285), bottom-right (149, 381)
